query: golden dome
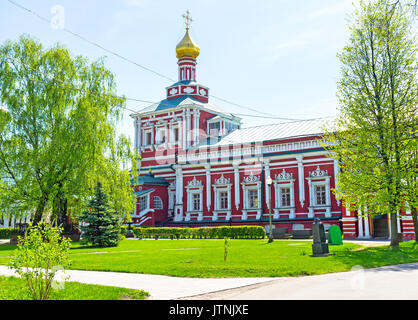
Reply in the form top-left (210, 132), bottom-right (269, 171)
top-left (176, 29), bottom-right (200, 59)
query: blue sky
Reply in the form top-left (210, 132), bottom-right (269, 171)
top-left (0, 0), bottom-right (358, 143)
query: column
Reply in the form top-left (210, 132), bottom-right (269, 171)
top-left (364, 207), bottom-right (370, 239)
top-left (134, 118), bottom-right (139, 153)
top-left (397, 212), bottom-right (401, 233)
top-left (358, 207), bottom-right (364, 239)
top-left (233, 162), bottom-right (240, 210)
top-left (174, 166), bottom-right (183, 221)
top-left (333, 158), bottom-right (341, 206)
top-left (264, 159), bottom-right (271, 209)
top-left (205, 164), bottom-right (211, 211)
top-left (296, 155), bottom-right (305, 208)
top-left (325, 177), bottom-right (331, 218)
top-left (185, 110), bottom-right (191, 149)
top-left (388, 213), bottom-right (392, 240)
top-left (194, 109), bottom-right (200, 146)
top-left (274, 183), bottom-right (279, 208)
top-left (307, 179), bottom-right (314, 218)
top-left (182, 110), bottom-right (187, 149)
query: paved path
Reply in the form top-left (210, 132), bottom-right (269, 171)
top-left (0, 266), bottom-right (275, 300)
top-left (181, 263), bottom-right (418, 300)
top-left (3, 263), bottom-right (418, 300)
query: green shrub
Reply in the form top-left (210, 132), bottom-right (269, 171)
top-left (8, 223), bottom-right (71, 300)
top-left (0, 228), bottom-right (14, 239)
top-left (131, 226), bottom-right (265, 240)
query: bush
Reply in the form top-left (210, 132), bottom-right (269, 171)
top-left (130, 226), bottom-right (265, 240)
top-left (8, 223), bottom-right (71, 300)
top-left (0, 228), bottom-right (14, 239)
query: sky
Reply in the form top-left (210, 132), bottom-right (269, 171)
top-left (0, 0), bottom-right (359, 144)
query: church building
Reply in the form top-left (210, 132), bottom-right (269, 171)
top-left (129, 14), bottom-right (416, 240)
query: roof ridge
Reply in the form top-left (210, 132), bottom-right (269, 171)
top-left (238, 116), bottom-right (336, 131)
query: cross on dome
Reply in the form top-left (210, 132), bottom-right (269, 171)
top-left (182, 10), bottom-right (193, 30)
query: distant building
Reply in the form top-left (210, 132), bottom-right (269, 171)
top-left (128, 17), bottom-right (415, 240)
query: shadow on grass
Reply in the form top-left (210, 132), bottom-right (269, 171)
top-left (0, 244), bottom-right (16, 252)
top-left (333, 241), bottom-right (418, 271)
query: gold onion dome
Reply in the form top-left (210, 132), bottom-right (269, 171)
top-left (176, 28), bottom-right (200, 59)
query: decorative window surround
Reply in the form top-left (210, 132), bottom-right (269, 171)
top-left (306, 166), bottom-right (331, 218)
top-left (186, 176), bottom-right (203, 221)
top-left (241, 173), bottom-right (262, 220)
top-left (212, 174), bottom-right (232, 221)
top-left (273, 169), bottom-right (296, 219)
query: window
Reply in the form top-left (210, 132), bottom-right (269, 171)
top-left (154, 196), bottom-right (163, 210)
top-left (156, 129), bottom-right (166, 144)
top-left (173, 127), bottom-right (179, 142)
top-left (315, 185), bottom-right (327, 205)
top-left (139, 196), bottom-right (148, 212)
top-left (219, 191), bottom-right (229, 210)
top-left (280, 187), bottom-right (291, 207)
top-left (225, 122), bottom-right (237, 134)
top-left (145, 132), bottom-right (152, 146)
top-left (248, 190), bottom-right (258, 209)
top-left (192, 193), bottom-right (201, 211)
top-left (209, 122), bottom-right (220, 137)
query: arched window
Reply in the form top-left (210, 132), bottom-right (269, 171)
top-left (154, 196), bottom-right (163, 210)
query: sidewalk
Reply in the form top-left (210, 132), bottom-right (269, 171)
top-left (0, 265), bottom-right (275, 300)
top-left (181, 262), bottom-right (418, 300)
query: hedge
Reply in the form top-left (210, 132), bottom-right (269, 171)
top-left (0, 228), bottom-right (14, 239)
top-left (130, 226), bottom-right (266, 240)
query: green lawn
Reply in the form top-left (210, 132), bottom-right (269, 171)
top-left (0, 275), bottom-right (149, 300)
top-left (2, 239), bottom-right (417, 278)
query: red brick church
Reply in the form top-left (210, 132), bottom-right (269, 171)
top-left (128, 15), bottom-right (415, 240)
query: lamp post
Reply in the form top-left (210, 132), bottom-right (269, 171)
top-left (266, 176), bottom-right (273, 243)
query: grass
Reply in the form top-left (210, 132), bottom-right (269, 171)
top-left (0, 275), bottom-right (150, 300)
top-left (2, 239), bottom-right (417, 278)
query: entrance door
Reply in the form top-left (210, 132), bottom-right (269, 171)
top-left (373, 214), bottom-right (389, 238)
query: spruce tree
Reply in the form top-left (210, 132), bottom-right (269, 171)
top-left (80, 182), bottom-right (121, 247)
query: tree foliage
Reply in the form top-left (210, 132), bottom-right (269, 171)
top-left (0, 35), bottom-right (136, 224)
top-left (323, 0), bottom-right (418, 246)
top-left (80, 182), bottom-right (121, 247)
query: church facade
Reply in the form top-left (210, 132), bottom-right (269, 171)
top-left (128, 20), bottom-right (416, 240)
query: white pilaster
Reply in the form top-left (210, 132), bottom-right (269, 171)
top-left (185, 110), bottom-right (191, 149)
top-left (397, 212), bottom-right (401, 233)
top-left (333, 159), bottom-right (341, 206)
top-left (174, 166), bottom-right (183, 221)
top-left (364, 207), bottom-right (370, 239)
top-left (264, 159), bottom-right (271, 209)
top-left (205, 164), bottom-right (211, 211)
top-left (296, 155), bottom-right (305, 207)
top-left (194, 109), bottom-right (200, 146)
top-left (233, 162), bottom-right (240, 210)
top-left (358, 208), bottom-right (364, 239)
top-left (182, 110), bottom-right (187, 149)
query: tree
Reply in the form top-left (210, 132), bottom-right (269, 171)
top-left (79, 182), bottom-right (121, 247)
top-left (324, 0), bottom-right (418, 246)
top-left (0, 35), bottom-right (136, 225)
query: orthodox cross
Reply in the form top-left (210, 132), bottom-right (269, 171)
top-left (182, 10), bottom-right (193, 30)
